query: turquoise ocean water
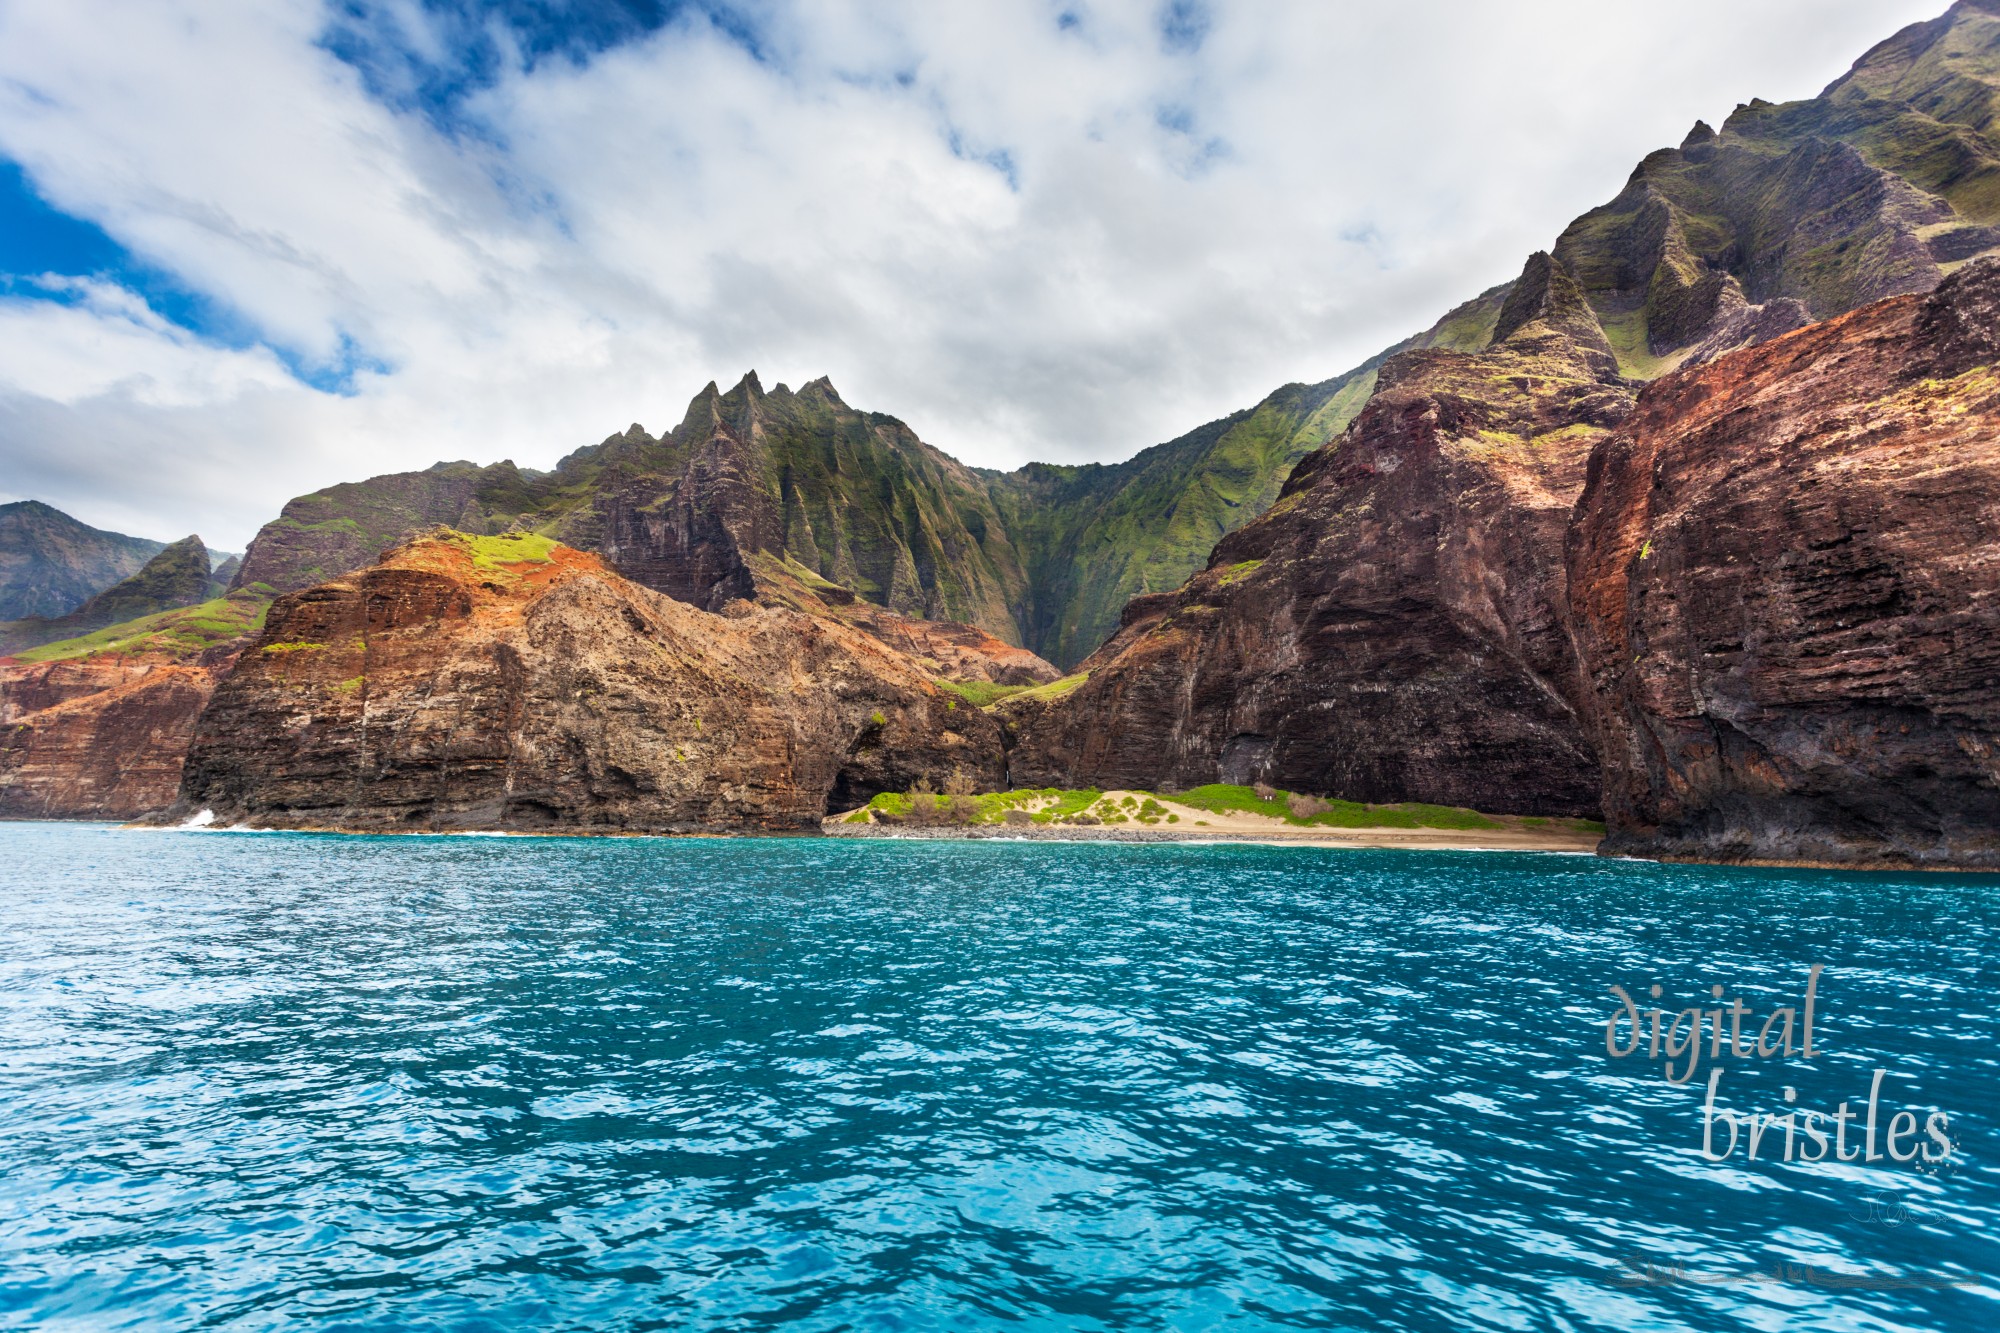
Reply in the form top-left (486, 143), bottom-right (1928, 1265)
top-left (0, 822), bottom-right (1993, 1330)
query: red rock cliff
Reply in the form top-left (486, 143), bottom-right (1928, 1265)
top-left (168, 532), bottom-right (1005, 833)
top-left (1, 658), bottom-right (227, 820)
top-left (1566, 258), bottom-right (2000, 867)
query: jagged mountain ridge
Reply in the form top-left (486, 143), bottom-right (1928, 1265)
top-left (228, 293), bottom-right (1506, 670)
top-left (227, 1), bottom-right (2000, 670)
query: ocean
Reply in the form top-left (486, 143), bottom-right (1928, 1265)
top-left (0, 822), bottom-right (1993, 1330)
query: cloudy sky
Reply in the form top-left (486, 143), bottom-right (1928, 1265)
top-left (0, 0), bottom-right (1949, 549)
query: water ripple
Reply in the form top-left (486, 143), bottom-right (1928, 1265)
top-left (0, 826), bottom-right (1995, 1330)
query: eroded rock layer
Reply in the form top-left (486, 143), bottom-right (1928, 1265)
top-left (170, 532), bottom-right (1004, 833)
top-left (1, 659), bottom-right (226, 820)
top-left (1565, 258), bottom-right (2000, 867)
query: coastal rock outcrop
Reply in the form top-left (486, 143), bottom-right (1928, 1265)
top-left (1004, 254), bottom-right (1633, 816)
top-left (1565, 258), bottom-right (2000, 867)
top-left (0, 580), bottom-right (268, 820)
top-left (170, 531), bottom-right (1005, 833)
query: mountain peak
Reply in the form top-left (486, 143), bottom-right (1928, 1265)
top-left (1492, 252), bottom-right (1598, 344)
top-left (0, 500), bottom-right (168, 620)
top-left (799, 376), bottom-right (844, 405)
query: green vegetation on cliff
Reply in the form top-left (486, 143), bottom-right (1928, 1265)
top-left (1, 535), bottom-right (219, 656)
top-left (13, 585), bottom-right (274, 663)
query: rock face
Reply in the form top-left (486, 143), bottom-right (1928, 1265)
top-left (0, 501), bottom-right (164, 621)
top-left (1004, 254), bottom-right (1633, 816)
top-left (0, 535), bottom-right (214, 655)
top-left (172, 532), bottom-right (1005, 833)
top-left (228, 356), bottom-right (1498, 670)
top-left (1565, 258), bottom-right (2000, 868)
top-left (232, 461), bottom-right (523, 593)
top-left (0, 658), bottom-right (227, 819)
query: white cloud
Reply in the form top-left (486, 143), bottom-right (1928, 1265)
top-left (0, 0), bottom-right (1953, 548)
top-left (0, 277), bottom-right (295, 406)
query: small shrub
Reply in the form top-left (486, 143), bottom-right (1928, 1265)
top-left (1287, 793), bottom-right (1331, 819)
top-left (1003, 809), bottom-right (1034, 827)
top-left (900, 777), bottom-right (944, 826)
top-left (1253, 782), bottom-right (1277, 802)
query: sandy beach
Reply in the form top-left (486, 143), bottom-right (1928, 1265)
top-left (826, 788), bottom-right (1604, 854)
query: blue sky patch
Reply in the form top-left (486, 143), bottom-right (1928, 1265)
top-left (0, 159), bottom-right (124, 276)
top-left (0, 157), bottom-right (381, 396)
top-left (1158, 0), bottom-right (1210, 54)
top-left (321, 0), bottom-right (767, 136)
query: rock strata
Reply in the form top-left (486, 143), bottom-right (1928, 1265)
top-left (1565, 258), bottom-right (2000, 868)
top-left (169, 532), bottom-right (1005, 833)
top-left (1, 658), bottom-right (228, 819)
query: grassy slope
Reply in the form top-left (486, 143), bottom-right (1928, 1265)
top-left (12, 585), bottom-right (274, 663)
top-left (0, 535), bottom-right (218, 655)
top-left (1821, 1), bottom-right (2000, 221)
top-left (1554, 4), bottom-right (2000, 375)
